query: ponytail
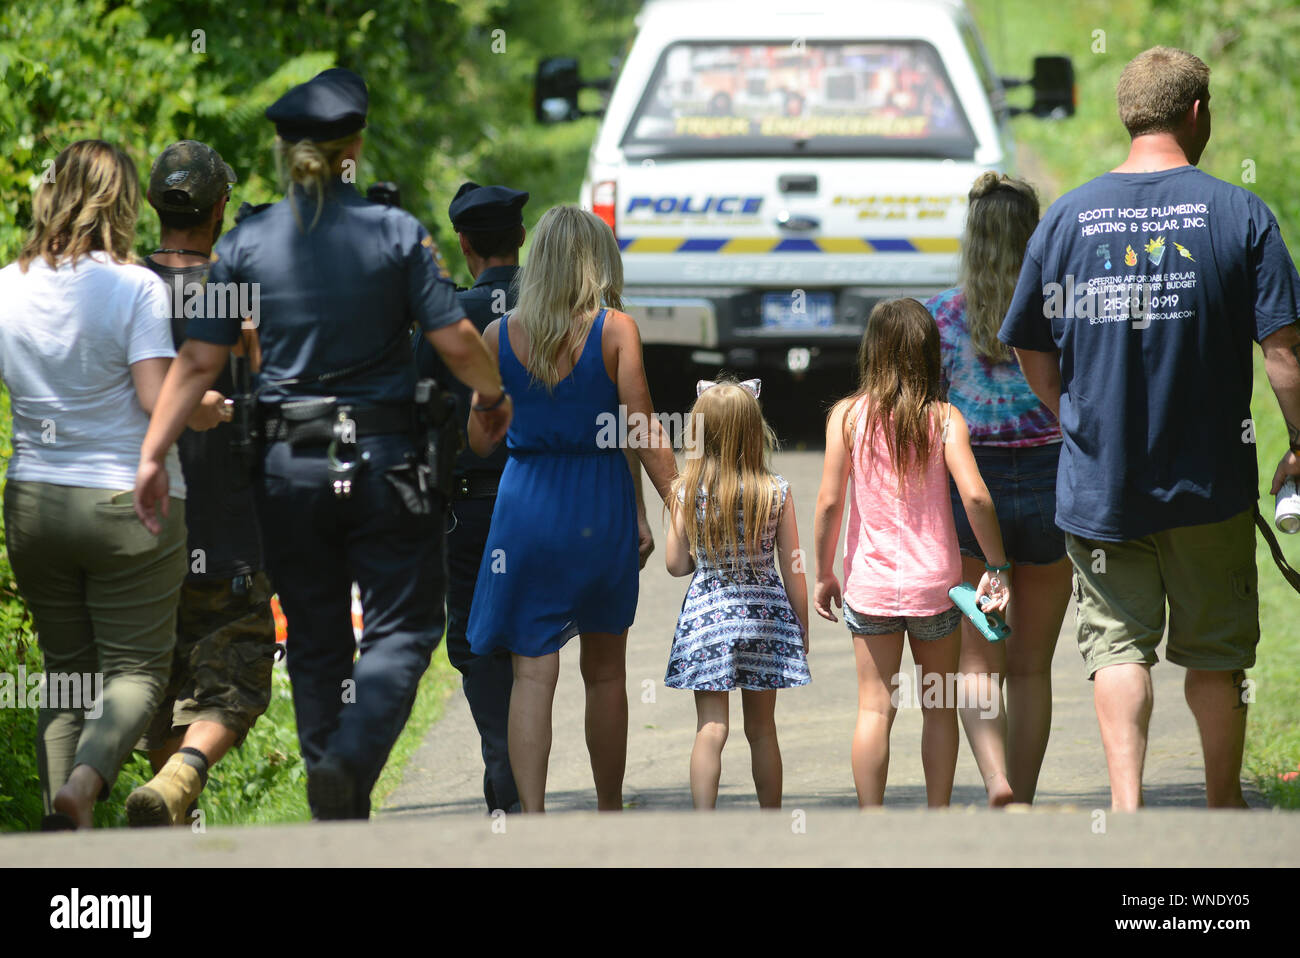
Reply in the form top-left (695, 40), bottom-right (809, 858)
top-left (274, 133), bottom-right (359, 231)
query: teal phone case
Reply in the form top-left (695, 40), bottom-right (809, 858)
top-left (949, 582), bottom-right (1011, 642)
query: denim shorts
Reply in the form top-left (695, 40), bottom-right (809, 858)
top-left (843, 603), bottom-right (962, 641)
top-left (950, 442), bottom-right (1066, 566)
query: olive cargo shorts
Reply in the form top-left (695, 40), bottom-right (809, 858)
top-left (3, 481), bottom-right (187, 812)
top-left (1064, 508), bottom-right (1259, 678)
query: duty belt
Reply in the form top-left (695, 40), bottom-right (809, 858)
top-left (454, 472), bottom-right (501, 500)
top-left (261, 400), bottom-right (419, 499)
top-left (260, 402), bottom-right (418, 444)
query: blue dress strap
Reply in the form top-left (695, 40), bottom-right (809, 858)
top-left (497, 314), bottom-right (526, 386)
top-left (575, 308), bottom-right (608, 383)
top-left (497, 314), bottom-right (510, 361)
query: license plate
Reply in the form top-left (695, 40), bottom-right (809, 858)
top-left (761, 292), bottom-right (835, 329)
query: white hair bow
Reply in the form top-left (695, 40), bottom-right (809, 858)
top-left (696, 378), bottom-right (761, 398)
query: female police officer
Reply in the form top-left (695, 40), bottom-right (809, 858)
top-left (133, 68), bottom-right (511, 820)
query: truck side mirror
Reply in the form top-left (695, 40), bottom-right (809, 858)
top-left (1030, 55), bottom-right (1075, 118)
top-left (535, 57), bottom-right (582, 124)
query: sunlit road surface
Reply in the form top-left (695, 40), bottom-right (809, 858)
top-left (5, 446), bottom-right (1294, 867)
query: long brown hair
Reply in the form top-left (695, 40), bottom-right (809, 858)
top-left (671, 379), bottom-right (780, 574)
top-left (19, 140), bottom-right (141, 272)
top-left (959, 171), bottom-right (1039, 362)
top-left (845, 298), bottom-right (944, 493)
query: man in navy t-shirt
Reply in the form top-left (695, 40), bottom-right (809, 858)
top-left (999, 47), bottom-right (1300, 811)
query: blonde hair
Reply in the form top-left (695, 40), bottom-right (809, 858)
top-left (274, 133), bottom-right (360, 231)
top-left (959, 171), bottom-right (1039, 362)
top-left (513, 205), bottom-right (623, 389)
top-left (671, 380), bottom-right (780, 576)
top-left (1117, 47), bottom-right (1210, 138)
top-left (19, 140), bottom-right (140, 272)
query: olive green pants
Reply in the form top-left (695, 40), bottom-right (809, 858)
top-left (3, 481), bottom-right (186, 813)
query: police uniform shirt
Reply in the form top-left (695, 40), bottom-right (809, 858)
top-left (415, 264), bottom-right (517, 476)
top-left (191, 179), bottom-right (463, 406)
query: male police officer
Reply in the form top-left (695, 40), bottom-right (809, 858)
top-left (128, 141), bottom-right (279, 827)
top-left (134, 69), bottom-right (511, 820)
top-left (415, 182), bottom-right (528, 814)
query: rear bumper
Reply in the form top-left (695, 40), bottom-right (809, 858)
top-left (626, 284), bottom-right (944, 372)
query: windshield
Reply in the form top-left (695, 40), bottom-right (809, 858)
top-left (622, 40), bottom-right (977, 159)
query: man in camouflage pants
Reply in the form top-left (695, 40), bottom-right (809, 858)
top-left (132, 575), bottom-right (279, 825)
top-left (128, 141), bottom-right (279, 826)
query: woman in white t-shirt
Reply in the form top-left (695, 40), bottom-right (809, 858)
top-left (0, 140), bottom-right (220, 829)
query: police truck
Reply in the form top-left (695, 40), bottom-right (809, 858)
top-left (535, 0), bottom-right (1075, 401)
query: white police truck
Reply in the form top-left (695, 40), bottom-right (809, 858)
top-left (535, 0), bottom-right (1074, 395)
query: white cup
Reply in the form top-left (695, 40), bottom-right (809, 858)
top-left (1276, 477), bottom-right (1300, 534)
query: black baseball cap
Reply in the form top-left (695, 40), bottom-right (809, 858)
top-left (448, 182), bottom-right (529, 232)
top-left (147, 140), bottom-right (236, 215)
top-left (266, 67), bottom-right (368, 143)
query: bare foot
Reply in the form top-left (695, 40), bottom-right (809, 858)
top-left (986, 773), bottom-right (1015, 808)
top-left (52, 787), bottom-right (93, 828)
top-left (52, 765), bottom-right (103, 829)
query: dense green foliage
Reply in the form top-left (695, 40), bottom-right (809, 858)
top-left (0, 0), bottom-right (640, 281)
top-left (0, 0), bottom-right (640, 830)
top-left (971, 0), bottom-right (1299, 243)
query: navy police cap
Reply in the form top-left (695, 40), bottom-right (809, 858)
top-left (266, 68), bottom-right (368, 143)
top-left (448, 181), bottom-right (530, 232)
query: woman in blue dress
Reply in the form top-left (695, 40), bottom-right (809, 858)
top-left (467, 205), bottom-right (677, 812)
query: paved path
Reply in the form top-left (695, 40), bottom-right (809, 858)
top-left (382, 447), bottom-right (1268, 830)
top-left (4, 446), bottom-right (1291, 867)
top-left (4, 808), bottom-right (1293, 867)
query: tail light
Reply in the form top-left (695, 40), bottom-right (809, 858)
top-left (593, 180), bottom-right (617, 236)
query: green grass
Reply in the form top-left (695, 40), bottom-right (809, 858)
top-left (0, 382), bottom-right (460, 831)
top-left (0, 604), bottom-right (459, 832)
top-left (1246, 351), bottom-right (1300, 808)
top-left (969, 0), bottom-right (1300, 808)
top-left (372, 641), bottom-right (461, 807)
top-left (86, 642), bottom-right (459, 830)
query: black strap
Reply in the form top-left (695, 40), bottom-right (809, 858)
top-left (302, 321), bottom-right (412, 388)
top-left (247, 320), bottom-right (414, 408)
top-left (152, 248), bottom-right (210, 258)
top-left (454, 472), bottom-right (501, 500)
top-left (1255, 504), bottom-right (1300, 595)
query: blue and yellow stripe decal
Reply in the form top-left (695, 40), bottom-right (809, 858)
top-left (616, 236), bottom-right (960, 254)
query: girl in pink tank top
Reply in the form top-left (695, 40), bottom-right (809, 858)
top-left (843, 396), bottom-right (961, 616)
top-left (813, 298), bottom-right (1011, 807)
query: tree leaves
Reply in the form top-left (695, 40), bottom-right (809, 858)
top-left (0, 0), bottom-right (640, 277)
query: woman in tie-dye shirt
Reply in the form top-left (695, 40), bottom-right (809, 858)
top-left (923, 172), bottom-right (1071, 809)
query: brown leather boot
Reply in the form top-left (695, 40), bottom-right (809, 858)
top-left (126, 753), bottom-right (204, 827)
